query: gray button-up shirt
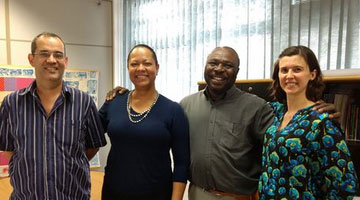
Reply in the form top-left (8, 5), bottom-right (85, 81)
top-left (180, 85), bottom-right (274, 195)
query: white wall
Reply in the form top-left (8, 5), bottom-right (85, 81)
top-left (0, 41), bottom-right (6, 64)
top-left (1, 0), bottom-right (112, 172)
top-left (0, 0), bottom-right (5, 39)
top-left (0, 0), bottom-right (7, 64)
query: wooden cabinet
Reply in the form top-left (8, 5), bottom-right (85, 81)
top-left (198, 79), bottom-right (274, 102)
top-left (198, 75), bottom-right (360, 190)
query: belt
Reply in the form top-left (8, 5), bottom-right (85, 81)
top-left (207, 188), bottom-right (258, 200)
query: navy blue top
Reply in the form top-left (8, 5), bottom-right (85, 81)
top-left (99, 91), bottom-right (190, 197)
top-left (0, 81), bottom-right (107, 200)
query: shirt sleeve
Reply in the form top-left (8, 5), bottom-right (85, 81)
top-left (317, 119), bottom-right (359, 198)
top-left (253, 102), bottom-right (275, 145)
top-left (84, 98), bottom-right (107, 148)
top-left (0, 95), bottom-right (15, 151)
top-left (98, 100), bottom-right (110, 133)
top-left (170, 103), bottom-right (190, 183)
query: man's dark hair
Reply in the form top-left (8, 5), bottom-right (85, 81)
top-left (31, 32), bottom-right (66, 55)
top-left (211, 46), bottom-right (240, 68)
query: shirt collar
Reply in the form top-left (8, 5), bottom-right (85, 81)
top-left (203, 84), bottom-right (238, 102)
top-left (19, 80), bottom-right (72, 101)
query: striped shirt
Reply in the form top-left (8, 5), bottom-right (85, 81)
top-left (0, 81), bottom-right (107, 200)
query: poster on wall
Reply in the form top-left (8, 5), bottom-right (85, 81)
top-left (0, 65), bottom-right (101, 176)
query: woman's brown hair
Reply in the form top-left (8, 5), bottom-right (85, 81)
top-left (271, 45), bottom-right (325, 103)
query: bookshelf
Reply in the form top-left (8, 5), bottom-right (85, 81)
top-left (198, 75), bottom-right (360, 190)
top-left (322, 76), bottom-right (360, 141)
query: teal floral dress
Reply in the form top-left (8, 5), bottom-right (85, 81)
top-left (258, 102), bottom-right (358, 200)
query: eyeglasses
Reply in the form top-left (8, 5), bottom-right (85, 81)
top-left (33, 51), bottom-right (65, 60)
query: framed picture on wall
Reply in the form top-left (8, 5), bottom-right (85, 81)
top-left (0, 151), bottom-right (9, 177)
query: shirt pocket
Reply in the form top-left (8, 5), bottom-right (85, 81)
top-left (60, 120), bottom-right (84, 147)
top-left (217, 120), bottom-right (249, 150)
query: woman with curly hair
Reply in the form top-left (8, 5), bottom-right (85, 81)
top-left (258, 46), bottom-right (358, 199)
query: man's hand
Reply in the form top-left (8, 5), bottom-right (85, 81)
top-left (4, 151), bottom-right (14, 161)
top-left (86, 148), bottom-right (99, 160)
top-left (105, 86), bottom-right (128, 101)
top-left (312, 100), bottom-right (340, 119)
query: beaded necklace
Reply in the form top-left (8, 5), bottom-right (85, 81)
top-left (127, 90), bottom-right (159, 123)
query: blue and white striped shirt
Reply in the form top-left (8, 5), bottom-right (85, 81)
top-left (0, 81), bottom-right (107, 200)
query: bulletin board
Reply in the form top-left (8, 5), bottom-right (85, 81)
top-left (0, 65), bottom-right (101, 177)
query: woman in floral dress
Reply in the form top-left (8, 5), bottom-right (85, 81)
top-left (258, 46), bottom-right (358, 199)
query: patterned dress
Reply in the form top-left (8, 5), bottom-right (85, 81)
top-left (259, 102), bottom-right (358, 200)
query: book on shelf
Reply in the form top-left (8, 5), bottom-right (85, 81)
top-left (323, 89), bottom-right (360, 141)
